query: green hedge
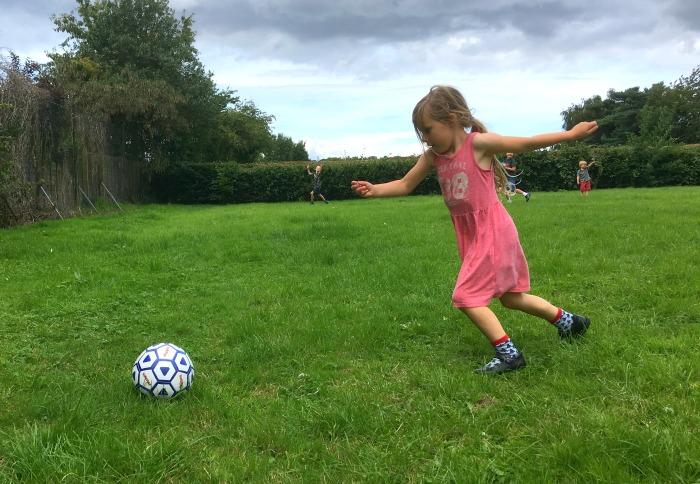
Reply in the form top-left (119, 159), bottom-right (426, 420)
top-left (503, 143), bottom-right (700, 191)
top-left (150, 158), bottom-right (441, 204)
top-left (150, 144), bottom-right (700, 203)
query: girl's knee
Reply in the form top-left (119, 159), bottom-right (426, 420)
top-left (499, 293), bottom-right (521, 309)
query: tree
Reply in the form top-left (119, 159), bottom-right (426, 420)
top-left (672, 65), bottom-right (700, 144)
top-left (266, 133), bottom-right (309, 161)
top-left (634, 82), bottom-right (677, 145)
top-left (562, 65), bottom-right (700, 146)
top-left (561, 94), bottom-right (607, 144)
top-left (208, 100), bottom-right (274, 163)
top-left (51, 0), bottom-right (233, 168)
top-left (291, 139), bottom-right (309, 161)
top-left (562, 87), bottom-right (647, 145)
top-left (0, 102), bottom-right (15, 188)
top-left (0, 55), bottom-right (45, 226)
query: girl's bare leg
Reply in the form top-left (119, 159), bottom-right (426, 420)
top-left (459, 306), bottom-right (507, 342)
top-left (499, 292), bottom-right (559, 321)
top-left (459, 305), bottom-right (526, 374)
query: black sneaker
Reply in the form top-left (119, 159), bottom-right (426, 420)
top-left (474, 353), bottom-right (526, 375)
top-left (558, 314), bottom-right (590, 340)
top-left (524, 192), bottom-right (531, 202)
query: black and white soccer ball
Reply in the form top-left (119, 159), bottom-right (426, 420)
top-left (132, 343), bottom-right (194, 399)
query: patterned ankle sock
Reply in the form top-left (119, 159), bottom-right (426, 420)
top-left (549, 308), bottom-right (574, 332)
top-left (492, 334), bottom-right (521, 361)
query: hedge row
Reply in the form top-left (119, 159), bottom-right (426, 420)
top-left (514, 143), bottom-right (700, 191)
top-left (150, 158), bottom-right (442, 204)
top-left (150, 143), bottom-right (700, 203)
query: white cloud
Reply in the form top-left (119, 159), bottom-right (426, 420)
top-left (447, 35), bottom-right (481, 50)
top-left (305, 131), bottom-right (421, 159)
top-left (675, 38), bottom-right (700, 54)
top-left (169, 0), bottom-right (204, 9)
top-left (1, 0), bottom-right (698, 158)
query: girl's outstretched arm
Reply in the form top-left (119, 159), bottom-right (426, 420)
top-left (474, 121), bottom-right (598, 158)
top-left (351, 152), bottom-right (433, 198)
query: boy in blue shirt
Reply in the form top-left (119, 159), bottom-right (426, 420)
top-left (502, 153), bottom-right (530, 202)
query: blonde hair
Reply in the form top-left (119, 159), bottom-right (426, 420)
top-left (578, 160), bottom-right (587, 168)
top-left (412, 85), bottom-right (508, 193)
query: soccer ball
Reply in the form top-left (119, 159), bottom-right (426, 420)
top-left (132, 342), bottom-right (194, 399)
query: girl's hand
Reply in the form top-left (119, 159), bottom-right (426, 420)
top-left (568, 121), bottom-right (598, 141)
top-left (351, 180), bottom-right (375, 198)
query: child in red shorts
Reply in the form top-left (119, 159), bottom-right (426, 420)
top-left (577, 160), bottom-right (596, 196)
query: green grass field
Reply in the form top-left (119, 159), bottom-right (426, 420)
top-left (1, 187), bottom-right (698, 482)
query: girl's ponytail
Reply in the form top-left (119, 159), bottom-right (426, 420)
top-left (470, 118), bottom-right (488, 133)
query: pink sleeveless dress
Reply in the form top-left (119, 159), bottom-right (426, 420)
top-left (434, 132), bottom-right (530, 307)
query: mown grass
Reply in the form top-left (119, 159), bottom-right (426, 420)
top-left (0, 187), bottom-right (698, 482)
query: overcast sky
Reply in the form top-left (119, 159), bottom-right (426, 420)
top-left (1, 0), bottom-right (699, 158)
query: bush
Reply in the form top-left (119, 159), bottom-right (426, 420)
top-left (150, 145), bottom-right (700, 204)
top-left (150, 163), bottom-right (219, 203)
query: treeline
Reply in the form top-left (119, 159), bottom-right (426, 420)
top-left (1, 0), bottom-right (307, 226)
top-left (562, 66), bottom-right (700, 146)
top-left (51, 0), bottom-right (307, 164)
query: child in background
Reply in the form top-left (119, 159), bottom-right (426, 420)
top-left (502, 152), bottom-right (530, 202)
top-left (351, 85), bottom-right (598, 374)
top-left (577, 160), bottom-right (596, 196)
top-left (306, 163), bottom-right (329, 204)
